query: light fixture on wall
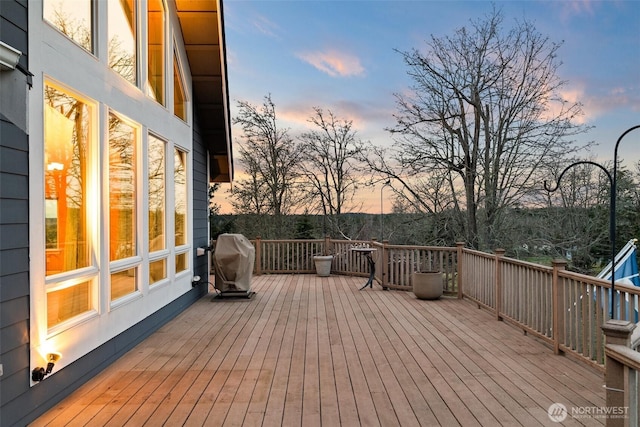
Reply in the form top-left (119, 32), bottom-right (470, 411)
top-left (46, 352), bottom-right (62, 374)
top-left (0, 41), bottom-right (21, 71)
top-left (31, 367), bottom-right (46, 382)
top-left (32, 352), bottom-right (63, 382)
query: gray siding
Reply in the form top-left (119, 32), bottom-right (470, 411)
top-left (1, 1), bottom-right (31, 425)
top-left (192, 114), bottom-right (210, 284)
top-left (0, 1), bottom-right (27, 52)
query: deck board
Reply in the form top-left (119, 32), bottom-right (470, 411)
top-left (31, 274), bottom-right (606, 426)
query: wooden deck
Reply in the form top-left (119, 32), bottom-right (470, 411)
top-left (32, 275), bottom-right (606, 426)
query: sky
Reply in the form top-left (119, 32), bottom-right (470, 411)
top-left (219, 0), bottom-right (640, 214)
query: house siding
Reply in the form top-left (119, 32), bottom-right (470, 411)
top-left (0, 1), bottom-right (27, 49)
top-left (192, 114), bottom-right (210, 284)
top-left (1, 1), bottom-right (31, 425)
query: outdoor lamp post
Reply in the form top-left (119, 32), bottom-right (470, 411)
top-left (380, 180), bottom-right (390, 241)
top-left (544, 125), bottom-right (640, 320)
top-left (545, 161), bottom-right (615, 319)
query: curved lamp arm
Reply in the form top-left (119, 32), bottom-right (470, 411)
top-left (544, 160), bottom-right (615, 319)
top-left (543, 160), bottom-right (613, 193)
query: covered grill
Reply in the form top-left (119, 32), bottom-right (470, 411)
top-left (213, 234), bottom-right (255, 298)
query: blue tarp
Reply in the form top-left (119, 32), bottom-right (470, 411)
top-left (597, 239), bottom-right (639, 321)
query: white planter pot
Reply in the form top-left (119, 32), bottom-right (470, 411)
top-left (314, 255), bottom-right (333, 277)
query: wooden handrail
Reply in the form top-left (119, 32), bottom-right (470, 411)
top-left (602, 320), bottom-right (639, 426)
top-left (605, 344), bottom-right (640, 371)
top-left (631, 326), bottom-right (640, 350)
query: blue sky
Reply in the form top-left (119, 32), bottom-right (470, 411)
top-left (221, 0), bottom-right (640, 212)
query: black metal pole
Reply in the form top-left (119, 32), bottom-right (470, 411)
top-left (380, 180), bottom-right (390, 241)
top-left (611, 125), bottom-right (640, 318)
top-left (380, 184), bottom-right (384, 241)
top-left (544, 161), bottom-right (615, 318)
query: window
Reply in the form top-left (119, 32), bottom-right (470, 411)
top-left (44, 82), bottom-right (93, 329)
top-left (173, 54), bottom-right (186, 121)
top-left (108, 111), bottom-right (137, 262)
top-left (174, 148), bottom-right (187, 246)
top-left (111, 268), bottom-right (137, 301)
top-left (108, 0), bottom-right (137, 84)
top-left (147, 0), bottom-right (165, 105)
top-left (175, 252), bottom-right (188, 274)
top-left (47, 281), bottom-right (92, 328)
top-left (44, 0), bottom-right (93, 53)
top-left (44, 84), bottom-right (93, 276)
top-left (44, 83), bottom-right (97, 330)
top-left (148, 134), bottom-right (166, 252)
top-left (148, 134), bottom-right (168, 286)
top-left (34, 0), bottom-right (196, 372)
top-left (149, 259), bottom-right (166, 285)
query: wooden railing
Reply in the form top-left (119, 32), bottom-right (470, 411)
top-left (213, 237), bottom-right (640, 375)
top-left (460, 248), bottom-right (640, 372)
top-left (370, 241), bottom-right (458, 293)
top-left (602, 320), bottom-right (640, 426)
top-left (253, 237), bottom-right (325, 274)
top-left (235, 237), bottom-right (459, 294)
top-left (330, 239), bottom-right (375, 277)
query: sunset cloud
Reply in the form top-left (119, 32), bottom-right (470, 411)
top-left (297, 49), bottom-right (365, 77)
top-left (563, 0), bottom-right (596, 16)
top-left (557, 82), bottom-right (640, 125)
top-left (251, 15), bottom-right (281, 38)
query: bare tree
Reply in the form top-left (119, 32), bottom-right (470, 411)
top-left (299, 107), bottom-right (364, 237)
top-left (208, 183), bottom-right (222, 217)
top-left (365, 8), bottom-right (589, 249)
top-left (231, 95), bottom-right (303, 217)
top-left (230, 156), bottom-right (271, 215)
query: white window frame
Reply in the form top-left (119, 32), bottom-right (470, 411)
top-left (29, 0), bottom-right (194, 383)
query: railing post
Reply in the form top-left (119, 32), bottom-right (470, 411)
top-left (370, 238), bottom-right (377, 282)
top-left (324, 235), bottom-right (331, 256)
top-left (495, 249), bottom-right (505, 321)
top-left (255, 236), bottom-right (262, 276)
top-left (602, 319), bottom-right (636, 427)
top-left (456, 242), bottom-right (465, 299)
top-left (552, 259), bottom-right (567, 355)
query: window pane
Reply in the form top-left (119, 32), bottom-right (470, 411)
top-left (108, 0), bottom-right (136, 84)
top-left (109, 112), bottom-right (137, 261)
top-left (148, 135), bottom-right (165, 251)
top-left (176, 252), bottom-right (187, 273)
top-left (44, 0), bottom-right (93, 52)
top-left (149, 258), bottom-right (166, 285)
top-left (173, 56), bottom-right (186, 120)
top-left (147, 0), bottom-right (165, 104)
top-left (44, 84), bottom-right (92, 275)
top-left (174, 148), bottom-right (187, 246)
top-left (111, 268), bottom-right (137, 300)
top-left (47, 281), bottom-right (91, 328)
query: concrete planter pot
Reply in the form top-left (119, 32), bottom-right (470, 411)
top-left (313, 255), bottom-right (333, 277)
top-left (412, 271), bottom-right (443, 300)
